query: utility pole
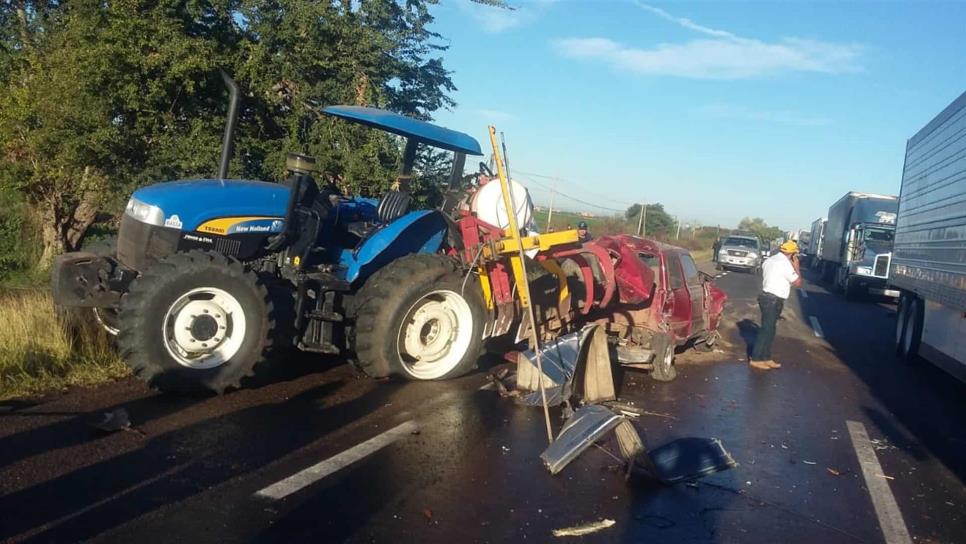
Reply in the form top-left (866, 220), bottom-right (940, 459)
top-left (637, 202), bottom-right (646, 237)
top-left (675, 216), bottom-right (681, 239)
top-left (546, 183), bottom-right (556, 230)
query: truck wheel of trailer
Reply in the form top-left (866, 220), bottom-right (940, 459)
top-left (117, 250), bottom-right (286, 394)
top-left (352, 254), bottom-right (485, 381)
top-left (894, 294), bottom-right (909, 356)
top-left (898, 294), bottom-right (924, 364)
top-left (650, 333), bottom-right (677, 382)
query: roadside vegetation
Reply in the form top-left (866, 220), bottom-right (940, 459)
top-left (0, 290), bottom-right (127, 400)
top-left (533, 206), bottom-right (725, 262)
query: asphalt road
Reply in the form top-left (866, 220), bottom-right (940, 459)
top-left (2, 266), bottom-right (964, 543)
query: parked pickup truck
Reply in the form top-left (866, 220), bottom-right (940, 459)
top-left (715, 234), bottom-right (763, 274)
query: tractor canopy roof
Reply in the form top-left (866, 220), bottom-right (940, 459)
top-left (323, 106), bottom-right (483, 156)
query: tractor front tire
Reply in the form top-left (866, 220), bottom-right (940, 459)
top-left (117, 250), bottom-right (282, 395)
top-left (352, 254), bottom-right (485, 381)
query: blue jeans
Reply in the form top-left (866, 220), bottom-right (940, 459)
top-left (752, 293), bottom-right (784, 361)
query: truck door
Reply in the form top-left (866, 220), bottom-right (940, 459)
top-left (680, 254), bottom-right (706, 334)
top-left (665, 253), bottom-right (692, 339)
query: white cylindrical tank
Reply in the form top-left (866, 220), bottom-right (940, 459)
top-left (471, 179), bottom-right (534, 232)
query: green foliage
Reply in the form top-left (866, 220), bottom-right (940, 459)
top-left (0, 189), bottom-right (24, 277)
top-left (737, 217), bottom-right (784, 243)
top-left (0, 0), bottom-right (459, 265)
top-left (624, 203), bottom-right (676, 236)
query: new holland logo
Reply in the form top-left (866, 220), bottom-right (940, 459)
top-left (164, 215), bottom-right (183, 229)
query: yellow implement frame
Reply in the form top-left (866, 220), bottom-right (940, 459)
top-left (487, 126), bottom-right (557, 444)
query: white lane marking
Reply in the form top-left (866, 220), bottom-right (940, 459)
top-left (255, 420), bottom-right (418, 500)
top-left (846, 421), bottom-right (913, 544)
top-left (800, 289), bottom-right (809, 299)
top-left (809, 316), bottom-right (824, 338)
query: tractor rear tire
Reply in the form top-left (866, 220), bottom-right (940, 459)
top-left (117, 250), bottom-right (283, 395)
top-left (352, 254), bottom-right (485, 380)
top-left (651, 333), bottom-right (677, 382)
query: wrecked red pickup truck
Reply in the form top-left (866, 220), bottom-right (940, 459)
top-left (540, 234), bottom-right (727, 382)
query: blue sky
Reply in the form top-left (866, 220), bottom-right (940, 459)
top-left (426, 0), bottom-right (966, 231)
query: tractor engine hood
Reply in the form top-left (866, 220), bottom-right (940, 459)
top-left (128, 179), bottom-right (290, 232)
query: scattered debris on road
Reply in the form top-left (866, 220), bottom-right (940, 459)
top-left (490, 323), bottom-right (737, 484)
top-left (88, 407), bottom-right (144, 435)
top-left (827, 467), bottom-right (841, 476)
top-left (552, 518), bottom-right (616, 537)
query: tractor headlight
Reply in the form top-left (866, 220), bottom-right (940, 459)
top-left (855, 266), bottom-right (873, 276)
top-left (125, 197), bottom-right (165, 226)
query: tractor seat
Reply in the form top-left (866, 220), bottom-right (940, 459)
top-left (377, 190), bottom-right (410, 223)
top-left (343, 190), bottom-right (411, 241)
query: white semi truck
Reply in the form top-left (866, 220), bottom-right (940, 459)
top-left (891, 90), bottom-right (966, 382)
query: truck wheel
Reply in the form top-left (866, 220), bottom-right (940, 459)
top-left (651, 333), bottom-right (677, 382)
top-left (844, 277), bottom-right (860, 300)
top-left (900, 295), bottom-right (923, 364)
top-left (117, 250), bottom-right (282, 394)
top-left (894, 295), bottom-right (909, 357)
top-left (352, 254), bottom-right (484, 380)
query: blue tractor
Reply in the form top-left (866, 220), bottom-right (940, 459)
top-left (52, 74), bottom-right (491, 394)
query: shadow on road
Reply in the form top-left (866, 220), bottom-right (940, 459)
top-left (796, 271), bottom-right (966, 485)
top-left (735, 319), bottom-right (759, 360)
top-left (0, 351), bottom-right (334, 472)
top-left (0, 373), bottom-right (399, 543)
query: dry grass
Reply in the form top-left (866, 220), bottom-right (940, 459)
top-left (0, 290), bottom-right (128, 399)
top-left (690, 248), bottom-right (713, 263)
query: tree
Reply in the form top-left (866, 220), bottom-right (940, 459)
top-left (737, 217), bottom-right (784, 242)
top-left (624, 203), bottom-right (675, 237)
top-left (0, 0), bottom-right (227, 266)
top-left (0, 0), bottom-right (461, 267)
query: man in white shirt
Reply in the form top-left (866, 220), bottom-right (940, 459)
top-left (750, 240), bottom-right (802, 370)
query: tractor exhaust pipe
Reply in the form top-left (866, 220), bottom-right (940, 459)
top-left (218, 69), bottom-right (240, 179)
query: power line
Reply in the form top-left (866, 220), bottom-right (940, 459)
top-left (510, 169), bottom-right (638, 208)
top-left (512, 172), bottom-right (628, 213)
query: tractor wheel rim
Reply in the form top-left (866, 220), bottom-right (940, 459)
top-left (398, 289), bottom-right (473, 379)
top-left (162, 287), bottom-right (245, 370)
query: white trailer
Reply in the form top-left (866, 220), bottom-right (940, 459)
top-left (892, 90), bottom-right (966, 382)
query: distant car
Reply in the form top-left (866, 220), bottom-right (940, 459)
top-left (715, 235), bottom-right (763, 273)
top-left (578, 235), bottom-right (728, 382)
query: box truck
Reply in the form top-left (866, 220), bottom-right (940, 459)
top-left (806, 218), bottom-right (826, 269)
top-left (891, 90), bottom-right (966, 382)
top-left (818, 192), bottom-right (899, 298)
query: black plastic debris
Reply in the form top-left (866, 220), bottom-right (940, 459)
top-left (634, 437), bottom-right (737, 484)
top-left (89, 407), bottom-right (133, 434)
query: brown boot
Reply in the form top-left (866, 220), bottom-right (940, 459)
top-left (765, 360), bottom-right (782, 369)
top-left (749, 360), bottom-right (772, 370)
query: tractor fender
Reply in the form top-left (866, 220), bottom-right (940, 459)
top-left (343, 210), bottom-right (449, 284)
